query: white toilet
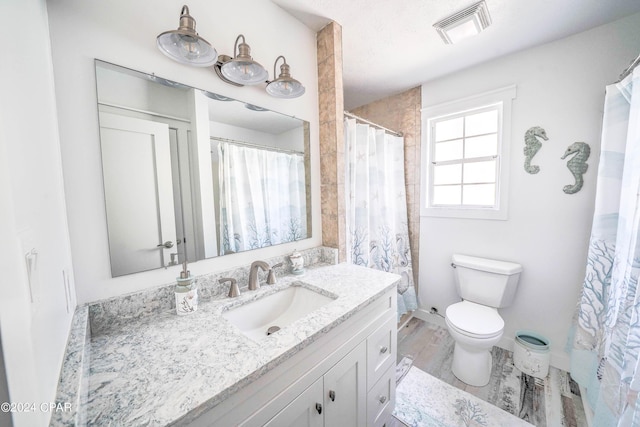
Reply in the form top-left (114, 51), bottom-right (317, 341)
top-left (445, 254), bottom-right (523, 387)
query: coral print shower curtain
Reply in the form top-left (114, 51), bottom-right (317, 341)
top-left (344, 118), bottom-right (418, 319)
top-left (218, 142), bottom-right (307, 254)
top-left (570, 66), bottom-right (640, 425)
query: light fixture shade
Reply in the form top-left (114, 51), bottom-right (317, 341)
top-left (201, 90), bottom-right (233, 102)
top-left (157, 5), bottom-right (218, 67)
top-left (220, 35), bottom-right (268, 85)
top-left (244, 103), bottom-right (268, 112)
top-left (266, 56), bottom-right (305, 98)
top-left (433, 1), bottom-right (492, 44)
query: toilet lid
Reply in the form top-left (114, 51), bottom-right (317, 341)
top-left (446, 301), bottom-right (504, 336)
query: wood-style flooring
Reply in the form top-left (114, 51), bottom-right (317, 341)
top-left (388, 317), bottom-right (587, 427)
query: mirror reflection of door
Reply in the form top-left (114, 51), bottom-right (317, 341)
top-left (94, 60), bottom-right (311, 276)
top-left (99, 112), bottom-right (177, 276)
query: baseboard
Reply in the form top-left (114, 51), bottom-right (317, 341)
top-left (414, 308), bottom-right (446, 328)
top-left (398, 312), bottom-right (414, 330)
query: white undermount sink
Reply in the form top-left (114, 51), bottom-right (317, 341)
top-left (222, 283), bottom-right (337, 341)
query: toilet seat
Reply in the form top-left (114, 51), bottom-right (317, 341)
top-left (446, 301), bottom-right (504, 338)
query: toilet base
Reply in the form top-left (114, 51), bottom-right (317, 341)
top-left (451, 342), bottom-right (493, 387)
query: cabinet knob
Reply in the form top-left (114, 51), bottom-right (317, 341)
top-left (380, 346), bottom-right (388, 354)
top-left (315, 403), bottom-right (322, 414)
top-left (329, 390), bottom-right (335, 401)
top-left (379, 395), bottom-right (387, 404)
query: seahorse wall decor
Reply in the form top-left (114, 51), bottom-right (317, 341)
top-left (561, 142), bottom-right (590, 194)
top-left (523, 126), bottom-right (549, 174)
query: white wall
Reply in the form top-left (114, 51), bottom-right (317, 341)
top-left (279, 127), bottom-right (305, 152)
top-left (0, 0), bottom-right (76, 425)
top-left (96, 62), bottom-right (191, 119)
top-left (47, 0), bottom-right (321, 303)
top-left (418, 13), bottom-right (640, 370)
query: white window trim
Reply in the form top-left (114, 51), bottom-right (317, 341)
top-left (421, 85), bottom-right (516, 220)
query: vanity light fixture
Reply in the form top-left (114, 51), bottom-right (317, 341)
top-left (266, 56), bottom-right (305, 99)
top-left (244, 103), bottom-right (268, 112)
top-left (148, 74), bottom-right (189, 89)
top-left (155, 9), bottom-right (305, 99)
top-left (201, 90), bottom-right (234, 102)
top-left (433, 1), bottom-right (492, 44)
top-left (219, 34), bottom-right (269, 85)
top-left (156, 5), bottom-right (218, 67)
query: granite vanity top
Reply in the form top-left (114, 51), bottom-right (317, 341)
top-left (85, 263), bottom-right (399, 426)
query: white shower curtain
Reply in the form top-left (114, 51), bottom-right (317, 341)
top-left (344, 118), bottom-right (418, 319)
top-left (569, 66), bottom-right (640, 425)
top-left (218, 142), bottom-right (307, 254)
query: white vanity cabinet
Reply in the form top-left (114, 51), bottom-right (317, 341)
top-left (323, 341), bottom-right (367, 426)
top-left (263, 378), bottom-right (323, 427)
top-left (366, 316), bottom-right (397, 427)
top-left (194, 288), bottom-right (397, 427)
top-left (265, 341), bottom-right (366, 427)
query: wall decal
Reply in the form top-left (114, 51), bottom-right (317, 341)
top-left (523, 126), bottom-right (549, 174)
top-left (561, 142), bottom-right (590, 194)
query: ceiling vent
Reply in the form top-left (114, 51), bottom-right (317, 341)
top-left (433, 1), bottom-right (492, 44)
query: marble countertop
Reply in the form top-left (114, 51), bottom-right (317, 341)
top-left (86, 263), bottom-right (399, 426)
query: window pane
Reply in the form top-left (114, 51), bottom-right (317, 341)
top-left (465, 109), bottom-right (498, 136)
top-left (464, 160), bottom-right (496, 183)
top-left (465, 134), bottom-right (497, 159)
top-left (463, 184), bottom-right (495, 206)
top-left (433, 185), bottom-right (461, 205)
top-left (435, 117), bottom-right (463, 142)
top-left (434, 164), bottom-right (462, 185)
top-left (434, 139), bottom-right (463, 162)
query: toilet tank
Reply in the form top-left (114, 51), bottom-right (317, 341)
top-left (452, 254), bottom-right (523, 308)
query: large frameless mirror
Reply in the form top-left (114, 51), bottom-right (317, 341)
top-left (95, 60), bottom-right (311, 277)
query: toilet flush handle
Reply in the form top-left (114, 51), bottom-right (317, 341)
top-left (451, 262), bottom-right (457, 268)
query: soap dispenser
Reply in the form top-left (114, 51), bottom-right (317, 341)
top-left (175, 262), bottom-right (198, 315)
top-left (289, 250), bottom-right (305, 275)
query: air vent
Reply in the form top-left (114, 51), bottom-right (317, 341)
top-left (433, 1), bottom-right (492, 44)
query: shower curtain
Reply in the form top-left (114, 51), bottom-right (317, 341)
top-left (218, 142), bottom-right (307, 254)
top-left (344, 118), bottom-right (418, 319)
top-left (569, 67), bottom-right (640, 425)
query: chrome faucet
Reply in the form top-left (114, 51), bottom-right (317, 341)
top-left (248, 260), bottom-right (270, 290)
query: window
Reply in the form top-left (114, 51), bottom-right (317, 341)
top-left (421, 86), bottom-right (516, 220)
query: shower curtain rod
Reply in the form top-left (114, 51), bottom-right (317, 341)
top-left (617, 53), bottom-right (640, 82)
top-left (210, 136), bottom-right (304, 155)
top-left (344, 111), bottom-right (403, 137)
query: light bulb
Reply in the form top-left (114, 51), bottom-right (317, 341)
top-left (178, 35), bottom-right (201, 57)
top-left (221, 60), bottom-right (268, 85)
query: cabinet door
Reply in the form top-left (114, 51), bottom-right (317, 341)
top-left (264, 378), bottom-right (324, 427)
top-left (324, 341), bottom-right (367, 427)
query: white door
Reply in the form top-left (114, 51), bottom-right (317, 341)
top-left (324, 341), bottom-right (367, 427)
top-left (99, 112), bottom-right (176, 276)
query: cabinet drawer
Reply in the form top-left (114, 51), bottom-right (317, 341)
top-left (366, 315), bottom-right (396, 387)
top-left (367, 364), bottom-right (395, 427)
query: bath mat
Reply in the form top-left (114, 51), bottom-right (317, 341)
top-left (393, 366), bottom-right (534, 427)
top-left (396, 356), bottom-right (414, 383)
